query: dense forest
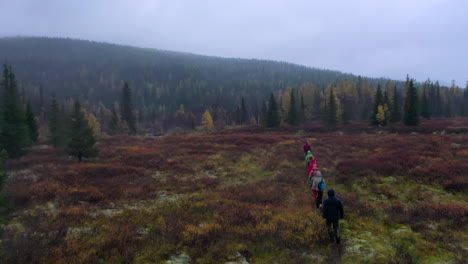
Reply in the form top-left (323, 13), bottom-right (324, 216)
top-left (1, 37), bottom-right (467, 134)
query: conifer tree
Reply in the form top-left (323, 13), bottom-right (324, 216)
top-left (120, 82), bottom-right (136, 134)
top-left (0, 64), bottom-right (30, 157)
top-left (299, 92), bottom-right (306, 124)
top-left (240, 97), bottom-right (248, 125)
top-left (25, 101), bottom-right (39, 142)
top-left (287, 88), bottom-right (299, 125)
top-left (261, 101), bottom-right (268, 125)
top-left (325, 88), bottom-right (338, 126)
top-left (48, 94), bottom-right (67, 147)
top-left (371, 83), bottom-right (383, 125)
top-left (462, 82), bottom-right (468, 117)
top-left (390, 86), bottom-right (401, 122)
top-left (403, 76), bottom-right (419, 126)
top-left (109, 105), bottom-right (119, 134)
top-left (421, 86), bottom-right (430, 119)
top-left (67, 100), bottom-right (98, 162)
top-left (266, 93), bottom-right (281, 127)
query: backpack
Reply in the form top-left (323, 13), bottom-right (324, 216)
top-left (318, 178), bottom-right (326, 191)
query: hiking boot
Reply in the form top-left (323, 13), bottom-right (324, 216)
top-left (336, 237), bottom-right (340, 244)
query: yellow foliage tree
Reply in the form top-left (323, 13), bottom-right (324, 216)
top-left (376, 104), bottom-right (388, 125)
top-left (88, 113), bottom-right (101, 135)
top-left (202, 109), bottom-right (214, 129)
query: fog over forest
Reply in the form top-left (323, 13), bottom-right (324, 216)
top-left (1, 0), bottom-right (467, 84)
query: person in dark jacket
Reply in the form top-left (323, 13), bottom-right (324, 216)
top-left (303, 141), bottom-right (311, 155)
top-left (322, 189), bottom-right (344, 244)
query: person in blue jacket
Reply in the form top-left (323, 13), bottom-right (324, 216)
top-left (322, 189), bottom-right (344, 244)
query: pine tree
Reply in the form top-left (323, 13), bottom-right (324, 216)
top-left (390, 86), bottom-right (401, 122)
top-left (421, 86), bottom-right (430, 119)
top-left (25, 101), bottom-right (39, 142)
top-left (120, 82), bottom-right (136, 134)
top-left (240, 97), bottom-right (248, 125)
top-left (109, 105), bottom-right (119, 134)
top-left (287, 88), bottom-right (299, 125)
top-left (261, 101), bottom-right (268, 125)
top-left (326, 88), bottom-right (338, 126)
top-left (67, 100), bottom-right (98, 162)
top-left (266, 93), bottom-right (281, 127)
top-left (462, 82), bottom-right (468, 117)
top-left (299, 92), bottom-right (306, 124)
top-left (48, 94), bottom-right (67, 147)
top-left (371, 83), bottom-right (383, 125)
top-left (0, 64), bottom-right (30, 158)
top-left (403, 77), bottom-right (419, 126)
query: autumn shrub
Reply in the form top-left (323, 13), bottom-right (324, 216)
top-left (441, 176), bottom-right (467, 193)
top-left (223, 181), bottom-right (287, 205)
top-left (410, 161), bottom-right (468, 182)
top-left (57, 186), bottom-right (104, 205)
top-left (30, 181), bottom-right (62, 200)
top-left (409, 203), bottom-right (468, 226)
top-left (383, 202), bottom-right (410, 224)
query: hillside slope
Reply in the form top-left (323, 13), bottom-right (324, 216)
top-left (0, 37), bottom-right (381, 111)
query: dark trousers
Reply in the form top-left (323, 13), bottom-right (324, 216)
top-left (312, 190), bottom-right (323, 209)
top-left (326, 220), bottom-right (340, 240)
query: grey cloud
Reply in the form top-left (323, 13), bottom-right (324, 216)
top-left (1, 0), bottom-right (467, 85)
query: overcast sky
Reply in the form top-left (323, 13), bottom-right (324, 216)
top-left (1, 0), bottom-right (467, 85)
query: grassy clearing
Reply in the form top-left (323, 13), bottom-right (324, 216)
top-left (1, 121), bottom-right (468, 263)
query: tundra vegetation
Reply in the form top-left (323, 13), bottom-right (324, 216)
top-left (0, 119), bottom-right (467, 263)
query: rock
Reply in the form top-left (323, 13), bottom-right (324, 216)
top-left (166, 252), bottom-right (191, 264)
top-left (450, 143), bottom-right (461, 148)
top-left (410, 132), bottom-right (419, 135)
top-left (441, 130), bottom-right (446, 135)
top-left (225, 252), bottom-right (249, 264)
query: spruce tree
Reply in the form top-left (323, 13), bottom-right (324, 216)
top-left (326, 88), bottom-right (338, 126)
top-left (299, 92), bottom-right (306, 124)
top-left (462, 82), bottom-right (468, 117)
top-left (25, 101), bottom-right (39, 142)
top-left (287, 88), bottom-right (299, 125)
top-left (120, 82), bottom-right (136, 134)
top-left (240, 97), bottom-right (248, 125)
top-left (421, 86), bottom-right (430, 119)
top-left (371, 83), bottom-right (383, 125)
top-left (67, 100), bottom-right (98, 162)
top-left (403, 77), bottom-right (420, 126)
top-left (266, 93), bottom-right (281, 127)
top-left (0, 64), bottom-right (30, 158)
top-left (261, 101), bottom-right (268, 126)
top-left (390, 86), bottom-right (401, 122)
top-left (48, 94), bottom-right (67, 147)
top-left (109, 105), bottom-right (119, 134)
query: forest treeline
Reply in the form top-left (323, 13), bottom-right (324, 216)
top-left (1, 37), bottom-right (468, 135)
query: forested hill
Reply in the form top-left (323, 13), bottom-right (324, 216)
top-left (1, 37), bottom-right (377, 111)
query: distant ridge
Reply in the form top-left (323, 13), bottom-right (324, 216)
top-left (0, 36), bottom-right (392, 111)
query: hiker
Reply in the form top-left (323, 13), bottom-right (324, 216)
top-left (310, 170), bottom-right (325, 209)
top-left (322, 189), bottom-right (344, 244)
top-left (305, 150), bottom-right (315, 168)
top-left (306, 159), bottom-right (317, 180)
top-left (303, 141), bottom-right (311, 155)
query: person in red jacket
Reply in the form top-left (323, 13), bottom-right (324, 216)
top-left (306, 160), bottom-right (318, 183)
top-left (303, 141), bottom-right (311, 155)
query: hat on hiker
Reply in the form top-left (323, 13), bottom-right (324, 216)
top-left (327, 189), bottom-right (335, 197)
